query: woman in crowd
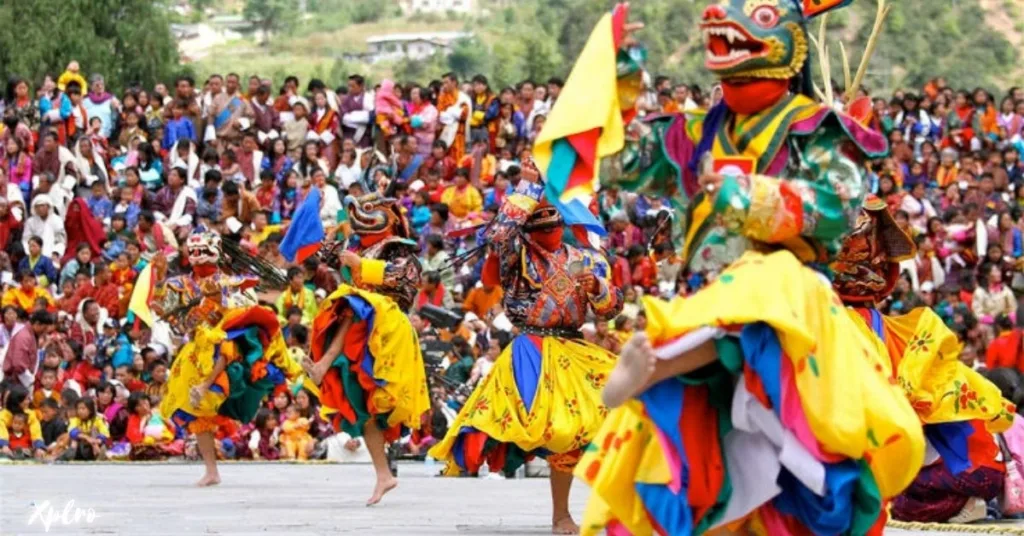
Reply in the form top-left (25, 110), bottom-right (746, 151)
top-left (261, 138), bottom-right (293, 184)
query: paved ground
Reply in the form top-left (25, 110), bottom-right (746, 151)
top-left (0, 462), bottom-right (1018, 535)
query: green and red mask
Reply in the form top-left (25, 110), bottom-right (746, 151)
top-left (700, 0), bottom-right (852, 111)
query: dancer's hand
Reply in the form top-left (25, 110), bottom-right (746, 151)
top-left (619, 3), bottom-right (645, 49)
top-left (698, 173), bottom-right (724, 199)
top-left (574, 273), bottom-right (599, 295)
top-left (338, 250), bottom-right (361, 270)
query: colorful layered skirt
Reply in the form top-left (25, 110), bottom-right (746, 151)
top-left (161, 306), bottom-right (303, 434)
top-left (429, 334), bottom-right (616, 475)
top-left (849, 307), bottom-right (1014, 523)
top-left (311, 284), bottom-right (429, 442)
top-left (576, 250), bottom-right (928, 535)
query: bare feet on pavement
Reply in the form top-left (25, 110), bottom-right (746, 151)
top-left (196, 473), bottom-right (221, 487)
top-left (552, 515), bottom-right (580, 535)
top-left (366, 476), bottom-right (398, 506)
top-left (602, 332), bottom-right (656, 409)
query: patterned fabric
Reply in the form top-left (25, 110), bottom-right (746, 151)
top-left (892, 465), bottom-right (1004, 522)
top-left (429, 334), bottom-right (616, 475)
top-left (488, 181), bottom-right (622, 330)
top-left (152, 272), bottom-right (259, 336)
top-left (832, 197), bottom-right (916, 304)
top-left (160, 307), bottom-right (303, 428)
top-left (354, 237), bottom-right (421, 312)
top-left (605, 96), bottom-right (886, 276)
top-left (310, 284), bottom-right (429, 441)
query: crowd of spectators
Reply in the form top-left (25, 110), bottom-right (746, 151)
top-left (0, 60), bottom-right (1022, 463)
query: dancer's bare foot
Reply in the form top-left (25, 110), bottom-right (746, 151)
top-left (602, 332), bottom-right (656, 408)
top-left (196, 473), bottom-right (221, 487)
top-left (302, 355), bottom-right (333, 386)
top-left (552, 515), bottom-right (580, 535)
top-left (366, 476), bottom-right (398, 506)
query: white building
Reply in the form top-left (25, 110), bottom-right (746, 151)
top-left (364, 31), bottom-right (473, 63)
top-left (400, 0), bottom-right (473, 14)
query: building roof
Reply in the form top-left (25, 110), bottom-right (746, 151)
top-left (365, 31), bottom-right (472, 45)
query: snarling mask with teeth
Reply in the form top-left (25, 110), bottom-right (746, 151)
top-left (186, 231), bottom-right (222, 266)
top-left (701, 0), bottom-right (814, 81)
top-left (345, 192), bottom-right (410, 245)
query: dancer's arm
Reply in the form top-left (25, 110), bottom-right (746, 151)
top-left (484, 179), bottom-right (541, 278)
top-left (705, 129), bottom-right (867, 248)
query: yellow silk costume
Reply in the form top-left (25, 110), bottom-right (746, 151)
top-left (577, 251), bottom-right (927, 535)
top-left (312, 284), bottom-right (430, 437)
top-left (848, 308), bottom-right (1014, 432)
top-left (160, 307), bottom-right (304, 433)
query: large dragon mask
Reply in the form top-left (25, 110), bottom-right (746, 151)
top-left (701, 0), bottom-right (850, 81)
top-left (345, 192), bottom-right (410, 243)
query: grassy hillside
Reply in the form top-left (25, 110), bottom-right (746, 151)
top-left (191, 0), bottom-right (1022, 94)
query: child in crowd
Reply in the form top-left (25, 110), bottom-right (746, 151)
top-left (38, 398), bottom-right (67, 451)
top-left (61, 397), bottom-right (109, 461)
top-left (33, 367), bottom-right (61, 409)
top-left (279, 404), bottom-right (313, 461)
top-left (4, 412), bottom-right (33, 458)
top-left (246, 408), bottom-right (280, 461)
top-left (163, 100), bottom-right (195, 152)
top-left (0, 385), bottom-right (43, 458)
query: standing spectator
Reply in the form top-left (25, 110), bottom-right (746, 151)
top-left (82, 75), bottom-right (117, 139)
top-left (210, 73), bottom-right (252, 147)
top-left (2, 310), bottom-right (54, 389)
top-left (408, 86), bottom-right (437, 157)
top-left (340, 75), bottom-right (373, 148)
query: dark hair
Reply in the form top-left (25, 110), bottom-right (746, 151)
top-left (127, 391), bottom-right (149, 414)
top-left (442, 72), bottom-right (458, 83)
top-left (76, 396), bottom-right (97, 420)
top-left (547, 77), bottom-right (564, 88)
top-left (139, 210), bottom-right (156, 224)
top-left (221, 181), bottom-right (240, 197)
top-left (61, 388), bottom-right (80, 407)
top-left (253, 407), bottom-right (275, 430)
top-left (27, 236), bottom-right (43, 248)
top-left (424, 271), bottom-right (442, 285)
top-left (286, 305), bottom-right (303, 319)
top-left (4, 384), bottom-right (28, 411)
top-left (286, 266), bottom-right (303, 280)
top-left (41, 397), bottom-right (61, 412)
top-left (30, 310), bottom-right (54, 325)
top-left (426, 234), bottom-right (444, 249)
top-left (290, 324), bottom-right (309, 346)
top-left (348, 74), bottom-right (365, 87)
top-left (981, 368), bottom-right (1024, 410)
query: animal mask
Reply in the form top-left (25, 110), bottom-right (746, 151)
top-left (345, 192), bottom-right (410, 242)
top-left (186, 231), bottom-right (222, 266)
top-left (700, 0), bottom-right (851, 81)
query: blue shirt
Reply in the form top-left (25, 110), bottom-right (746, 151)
top-left (88, 195), bottom-right (113, 221)
top-left (163, 118), bottom-right (196, 151)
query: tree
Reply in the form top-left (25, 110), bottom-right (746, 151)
top-left (243, 0), bottom-right (300, 45)
top-left (446, 38), bottom-right (491, 79)
top-left (0, 0), bottom-right (180, 94)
